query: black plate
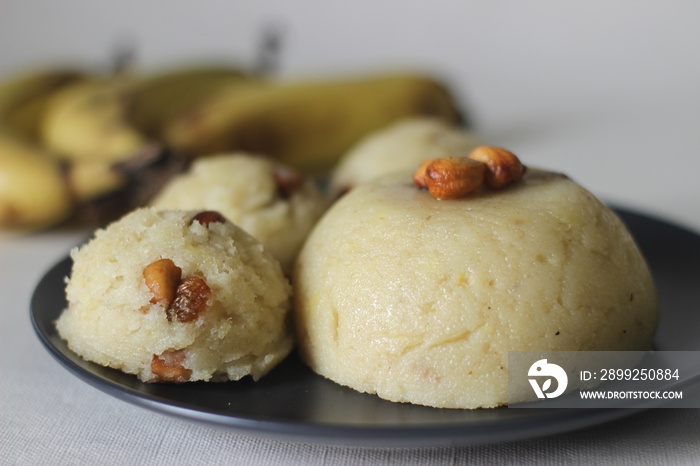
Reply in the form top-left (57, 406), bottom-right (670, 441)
top-left (30, 207), bottom-right (700, 447)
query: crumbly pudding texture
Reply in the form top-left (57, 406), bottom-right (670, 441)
top-left (57, 207), bottom-right (293, 383)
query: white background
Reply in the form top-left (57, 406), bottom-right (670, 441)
top-left (2, 1), bottom-right (699, 231)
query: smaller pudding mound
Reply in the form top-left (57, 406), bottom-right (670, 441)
top-left (329, 118), bottom-right (481, 198)
top-left (56, 207), bottom-right (293, 383)
top-left (294, 167), bottom-right (658, 409)
top-left (150, 153), bottom-right (327, 273)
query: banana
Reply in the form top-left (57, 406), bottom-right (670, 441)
top-left (0, 63), bottom-right (201, 231)
top-left (0, 69), bottom-right (133, 230)
top-left (0, 65), bottom-right (464, 228)
top-left (66, 158), bottom-right (127, 201)
top-left (0, 131), bottom-right (74, 229)
top-left (163, 73), bottom-right (464, 173)
top-left (66, 144), bottom-right (185, 228)
top-left (0, 128), bottom-right (183, 230)
top-left (0, 68), bottom-right (87, 143)
top-left (39, 76), bottom-right (148, 164)
top-left (129, 64), bottom-right (255, 138)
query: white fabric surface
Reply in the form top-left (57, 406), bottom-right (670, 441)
top-left (2, 1), bottom-right (700, 464)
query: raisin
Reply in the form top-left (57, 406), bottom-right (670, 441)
top-left (166, 276), bottom-right (211, 323)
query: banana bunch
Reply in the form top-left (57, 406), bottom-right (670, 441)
top-left (0, 61), bottom-right (466, 230)
top-left (0, 68), bottom-right (93, 229)
top-left (0, 67), bottom-right (182, 230)
top-left (163, 73), bottom-right (464, 173)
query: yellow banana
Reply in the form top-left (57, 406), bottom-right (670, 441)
top-left (163, 73), bottom-right (464, 173)
top-left (0, 69), bottom-right (137, 230)
top-left (0, 65), bottom-right (197, 231)
top-left (66, 159), bottom-right (127, 202)
top-left (64, 144), bottom-right (185, 228)
top-left (40, 76), bottom-right (148, 164)
top-left (129, 64), bottom-right (255, 138)
top-left (0, 131), bottom-right (74, 229)
top-left (0, 129), bottom-right (184, 230)
top-left (0, 68), bottom-right (87, 143)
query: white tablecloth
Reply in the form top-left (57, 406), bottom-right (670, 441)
top-left (2, 1), bottom-right (699, 464)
